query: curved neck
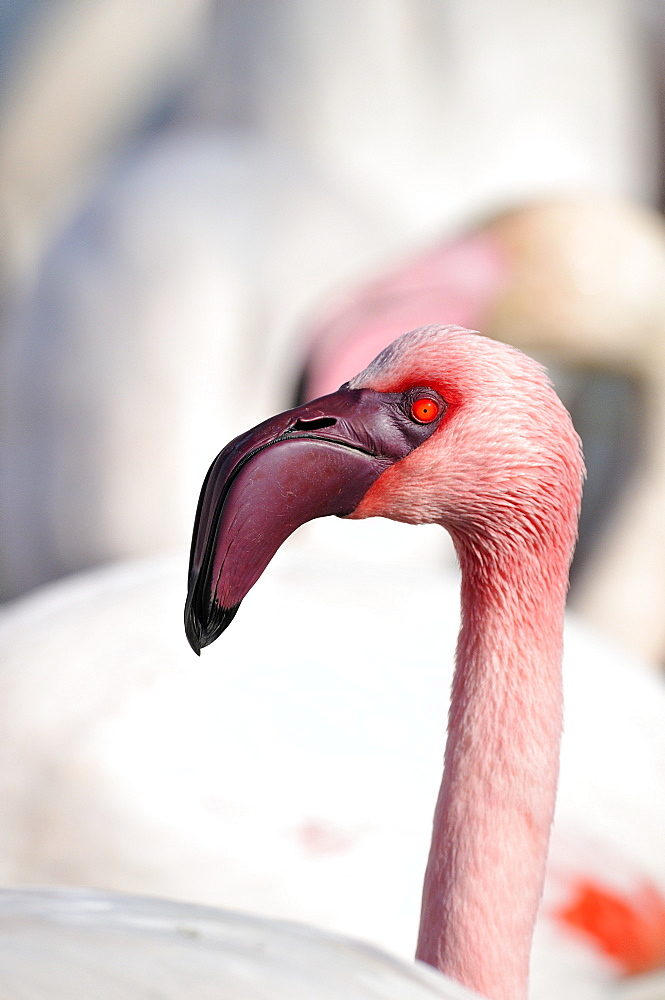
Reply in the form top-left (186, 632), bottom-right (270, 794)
top-left (416, 543), bottom-right (568, 1000)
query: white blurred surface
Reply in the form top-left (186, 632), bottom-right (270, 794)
top-left (0, 887), bottom-right (474, 1000)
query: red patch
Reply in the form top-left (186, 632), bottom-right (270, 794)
top-left (294, 820), bottom-right (356, 857)
top-left (555, 878), bottom-right (665, 975)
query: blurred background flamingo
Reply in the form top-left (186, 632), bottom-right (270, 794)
top-left (295, 197), bottom-right (665, 664)
top-left (1, 1), bottom-right (665, 996)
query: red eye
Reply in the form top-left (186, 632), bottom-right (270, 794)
top-left (410, 396), bottom-right (440, 423)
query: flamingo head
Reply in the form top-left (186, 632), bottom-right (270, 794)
top-left (185, 325), bottom-right (583, 653)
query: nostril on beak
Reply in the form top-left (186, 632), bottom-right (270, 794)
top-left (292, 416), bottom-right (337, 431)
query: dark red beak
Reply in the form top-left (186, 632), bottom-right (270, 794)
top-left (184, 386), bottom-right (443, 653)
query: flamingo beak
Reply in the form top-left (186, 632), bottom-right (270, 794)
top-left (184, 386), bottom-right (432, 654)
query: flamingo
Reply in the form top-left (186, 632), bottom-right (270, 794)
top-left (184, 325), bottom-right (584, 1000)
top-left (1, 339), bottom-right (664, 995)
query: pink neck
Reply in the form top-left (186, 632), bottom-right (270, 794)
top-left (416, 544), bottom-right (567, 1000)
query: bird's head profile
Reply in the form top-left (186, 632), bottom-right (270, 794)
top-left (185, 325), bottom-right (583, 654)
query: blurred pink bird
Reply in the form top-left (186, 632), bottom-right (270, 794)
top-left (296, 198), bottom-right (665, 666)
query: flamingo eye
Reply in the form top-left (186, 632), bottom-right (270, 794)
top-left (410, 396), bottom-right (440, 423)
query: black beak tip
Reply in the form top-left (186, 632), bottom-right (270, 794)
top-left (184, 597), bottom-right (241, 656)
